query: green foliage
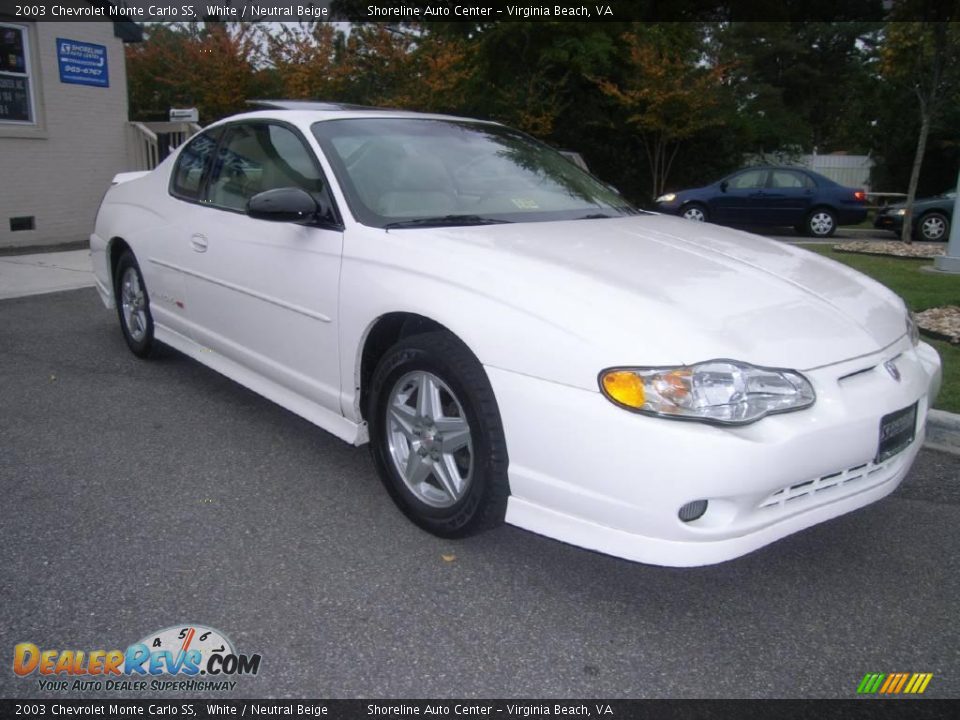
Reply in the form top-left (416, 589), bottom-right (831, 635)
top-left (125, 20), bottom-right (960, 208)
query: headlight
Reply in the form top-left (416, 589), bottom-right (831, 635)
top-left (906, 310), bottom-right (920, 346)
top-left (599, 360), bottom-right (815, 425)
top-left (656, 193), bottom-right (677, 203)
top-left (896, 208), bottom-right (907, 216)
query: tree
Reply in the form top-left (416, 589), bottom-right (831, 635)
top-left (881, 21), bottom-right (960, 243)
top-left (126, 22), bottom-right (264, 122)
top-left (259, 22), bottom-right (350, 101)
top-left (595, 24), bottom-right (726, 199)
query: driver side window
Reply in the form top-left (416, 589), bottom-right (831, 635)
top-left (204, 123), bottom-right (329, 213)
top-left (728, 170), bottom-right (767, 190)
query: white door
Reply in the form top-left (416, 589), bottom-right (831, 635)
top-left (180, 121), bottom-right (344, 412)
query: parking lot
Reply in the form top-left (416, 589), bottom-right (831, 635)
top-left (1, 286), bottom-right (958, 699)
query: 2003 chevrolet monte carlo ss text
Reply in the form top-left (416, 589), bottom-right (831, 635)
top-left (90, 102), bottom-right (942, 567)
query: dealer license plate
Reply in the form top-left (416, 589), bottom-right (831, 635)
top-left (876, 402), bottom-right (918, 463)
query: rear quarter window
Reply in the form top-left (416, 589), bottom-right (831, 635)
top-left (170, 130), bottom-right (221, 200)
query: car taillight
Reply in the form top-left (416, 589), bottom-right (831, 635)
top-left (854, 190), bottom-right (867, 201)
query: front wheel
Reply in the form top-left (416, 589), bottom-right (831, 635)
top-left (681, 203), bottom-right (708, 222)
top-left (806, 208), bottom-right (837, 238)
top-left (916, 212), bottom-right (949, 242)
top-left (367, 331), bottom-right (509, 538)
top-left (114, 250), bottom-right (155, 358)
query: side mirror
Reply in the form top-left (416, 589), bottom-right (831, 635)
top-left (719, 180), bottom-right (729, 193)
top-left (247, 187), bottom-right (320, 224)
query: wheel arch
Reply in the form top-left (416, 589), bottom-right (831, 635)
top-left (356, 312), bottom-right (469, 422)
top-left (108, 237), bottom-right (133, 292)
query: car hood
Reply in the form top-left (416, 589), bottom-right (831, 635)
top-left (885, 194), bottom-right (954, 212)
top-left (364, 214), bottom-right (907, 377)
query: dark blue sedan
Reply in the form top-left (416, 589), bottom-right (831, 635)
top-left (655, 166), bottom-right (868, 237)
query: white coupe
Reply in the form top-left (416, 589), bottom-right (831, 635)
top-left (91, 103), bottom-right (942, 566)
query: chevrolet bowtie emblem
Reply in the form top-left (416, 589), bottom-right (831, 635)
top-left (884, 360), bottom-right (901, 382)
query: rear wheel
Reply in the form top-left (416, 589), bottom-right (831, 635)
top-left (114, 250), bottom-right (155, 358)
top-left (681, 203), bottom-right (708, 222)
top-left (806, 208), bottom-right (836, 238)
top-left (367, 331), bottom-right (509, 538)
top-left (915, 212), bottom-right (949, 242)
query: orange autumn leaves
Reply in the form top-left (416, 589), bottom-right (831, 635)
top-left (126, 23), bottom-right (476, 122)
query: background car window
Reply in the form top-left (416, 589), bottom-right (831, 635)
top-left (205, 123), bottom-right (326, 212)
top-left (769, 170), bottom-right (811, 189)
top-left (728, 170), bottom-right (767, 190)
top-left (170, 131), bottom-right (220, 200)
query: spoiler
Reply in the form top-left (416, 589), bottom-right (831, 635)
top-left (111, 171), bottom-right (150, 186)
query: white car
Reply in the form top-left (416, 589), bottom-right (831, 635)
top-left (90, 103), bottom-right (942, 567)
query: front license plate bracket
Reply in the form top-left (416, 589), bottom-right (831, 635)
top-left (876, 401), bottom-right (918, 463)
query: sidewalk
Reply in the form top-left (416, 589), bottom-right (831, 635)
top-left (0, 249), bottom-right (95, 300)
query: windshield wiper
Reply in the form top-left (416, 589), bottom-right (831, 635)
top-left (383, 214), bottom-right (513, 230)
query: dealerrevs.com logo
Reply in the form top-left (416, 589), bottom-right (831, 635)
top-left (13, 624), bottom-right (261, 692)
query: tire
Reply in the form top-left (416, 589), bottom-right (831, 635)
top-left (915, 212), bottom-right (949, 242)
top-left (114, 250), bottom-right (156, 358)
top-left (367, 331), bottom-right (509, 538)
top-left (681, 203), bottom-right (708, 222)
top-left (806, 208), bottom-right (837, 238)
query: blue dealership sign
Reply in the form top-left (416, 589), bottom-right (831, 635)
top-left (56, 38), bottom-right (109, 88)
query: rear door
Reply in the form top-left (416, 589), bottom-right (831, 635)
top-left (763, 169), bottom-right (815, 226)
top-left (179, 121), bottom-right (345, 413)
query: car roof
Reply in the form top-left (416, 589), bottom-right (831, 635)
top-left (248, 99), bottom-right (393, 112)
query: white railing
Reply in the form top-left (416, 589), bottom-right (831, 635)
top-left (128, 121), bottom-right (202, 171)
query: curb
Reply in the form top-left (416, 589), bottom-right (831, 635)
top-left (0, 239), bottom-right (89, 257)
top-left (926, 409), bottom-right (960, 456)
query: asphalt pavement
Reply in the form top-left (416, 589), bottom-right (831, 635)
top-left (1, 287), bottom-right (959, 700)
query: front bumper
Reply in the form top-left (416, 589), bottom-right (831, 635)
top-left (490, 338), bottom-right (941, 567)
top-left (89, 233), bottom-right (115, 309)
top-left (874, 213), bottom-right (903, 233)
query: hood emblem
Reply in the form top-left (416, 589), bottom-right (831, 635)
top-left (884, 360), bottom-right (901, 382)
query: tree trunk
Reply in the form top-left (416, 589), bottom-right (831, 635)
top-left (901, 106), bottom-right (931, 245)
top-left (901, 22), bottom-right (946, 244)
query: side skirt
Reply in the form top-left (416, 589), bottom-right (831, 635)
top-left (154, 324), bottom-right (368, 446)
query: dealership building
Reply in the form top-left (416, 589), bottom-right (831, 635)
top-left (0, 16), bottom-right (147, 251)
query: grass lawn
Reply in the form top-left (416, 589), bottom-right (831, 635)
top-left (799, 244), bottom-right (959, 413)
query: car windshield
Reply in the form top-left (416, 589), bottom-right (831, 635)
top-left (311, 118), bottom-right (637, 228)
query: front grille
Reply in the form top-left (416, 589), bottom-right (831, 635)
top-left (758, 456), bottom-right (899, 511)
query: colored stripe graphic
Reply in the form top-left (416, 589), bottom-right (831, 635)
top-left (858, 672), bottom-right (933, 694)
top-left (857, 673), bottom-right (886, 694)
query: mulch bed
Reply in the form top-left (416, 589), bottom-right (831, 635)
top-left (916, 306), bottom-right (960, 345)
top-left (833, 241), bottom-right (946, 258)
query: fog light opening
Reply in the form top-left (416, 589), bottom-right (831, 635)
top-left (678, 500), bottom-right (709, 522)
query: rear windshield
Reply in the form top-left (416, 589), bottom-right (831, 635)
top-left (311, 118), bottom-right (637, 228)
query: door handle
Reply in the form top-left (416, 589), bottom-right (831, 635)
top-left (190, 234), bottom-right (208, 253)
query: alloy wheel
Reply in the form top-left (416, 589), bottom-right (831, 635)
top-left (385, 370), bottom-right (474, 508)
top-left (920, 215), bottom-right (946, 241)
top-left (809, 211), bottom-right (834, 236)
top-left (120, 266), bottom-right (148, 342)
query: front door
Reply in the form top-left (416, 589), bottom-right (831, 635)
top-left (710, 169), bottom-right (769, 225)
top-left (180, 121), bottom-right (344, 413)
